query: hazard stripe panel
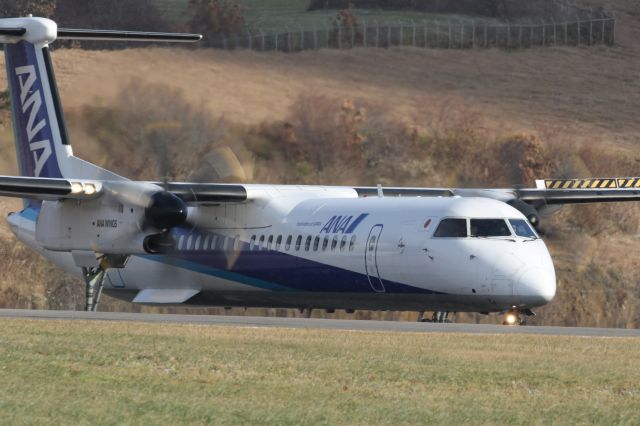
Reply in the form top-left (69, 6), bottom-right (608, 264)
top-left (544, 178), bottom-right (640, 189)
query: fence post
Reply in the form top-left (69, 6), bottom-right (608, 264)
top-left (472, 20), bottom-right (475, 48)
top-left (436, 21), bottom-right (440, 47)
top-left (601, 19), bottom-right (605, 44)
top-left (351, 23), bottom-right (355, 47)
top-left (299, 25), bottom-right (304, 50)
top-left (387, 21), bottom-right (391, 47)
top-left (564, 21), bottom-right (568, 45)
top-left (424, 20), bottom-right (428, 48)
top-left (261, 31), bottom-right (265, 51)
top-left (400, 21), bottom-right (404, 47)
top-left (577, 18), bottom-right (581, 46)
top-left (338, 24), bottom-right (342, 49)
top-left (375, 20), bottom-right (379, 48)
top-left (552, 19), bottom-right (556, 46)
top-left (518, 24), bottom-right (522, 48)
top-left (223, 35), bottom-right (227, 50)
top-left (363, 20), bottom-right (367, 47)
top-left (506, 22), bottom-right (511, 48)
top-left (274, 32), bottom-right (278, 51)
top-left (541, 20), bottom-right (545, 47)
top-left (589, 18), bottom-right (593, 46)
top-left (448, 20), bottom-right (452, 49)
top-left (412, 20), bottom-right (416, 46)
top-left (313, 25), bottom-right (318, 49)
top-left (611, 15), bottom-right (616, 44)
top-left (484, 21), bottom-right (487, 47)
top-left (460, 22), bottom-right (464, 48)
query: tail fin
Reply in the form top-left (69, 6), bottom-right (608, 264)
top-left (1, 17), bottom-right (201, 202)
top-left (3, 18), bottom-right (67, 180)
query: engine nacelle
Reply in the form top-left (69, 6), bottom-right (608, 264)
top-left (35, 199), bottom-right (152, 254)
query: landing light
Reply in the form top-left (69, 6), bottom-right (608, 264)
top-left (70, 182), bottom-right (83, 194)
top-left (83, 184), bottom-right (97, 195)
top-left (505, 313), bottom-right (518, 326)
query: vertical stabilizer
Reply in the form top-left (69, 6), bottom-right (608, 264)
top-left (2, 18), bottom-right (71, 182)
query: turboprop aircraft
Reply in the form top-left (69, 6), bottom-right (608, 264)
top-left (1, 17), bottom-right (639, 325)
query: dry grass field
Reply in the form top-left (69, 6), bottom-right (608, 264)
top-left (0, 319), bottom-right (639, 424)
top-left (0, 1), bottom-right (640, 325)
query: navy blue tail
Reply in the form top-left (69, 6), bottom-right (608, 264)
top-left (5, 41), bottom-right (66, 180)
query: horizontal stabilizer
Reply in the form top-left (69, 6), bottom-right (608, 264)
top-left (56, 28), bottom-right (202, 43)
top-left (133, 289), bottom-right (200, 304)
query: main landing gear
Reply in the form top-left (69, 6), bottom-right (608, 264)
top-left (81, 266), bottom-right (105, 312)
top-left (417, 311), bottom-right (451, 323)
top-left (81, 255), bottom-right (129, 312)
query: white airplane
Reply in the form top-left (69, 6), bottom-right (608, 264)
top-left (1, 17), bottom-right (638, 325)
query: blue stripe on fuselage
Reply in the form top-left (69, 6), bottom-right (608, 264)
top-left (160, 229), bottom-right (442, 295)
top-left (13, 212), bottom-right (443, 295)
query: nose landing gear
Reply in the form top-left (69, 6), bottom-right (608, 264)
top-left (502, 308), bottom-right (536, 326)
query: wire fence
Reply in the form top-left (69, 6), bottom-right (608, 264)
top-left (206, 17), bottom-right (615, 52)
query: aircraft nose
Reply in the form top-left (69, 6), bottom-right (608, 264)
top-left (516, 267), bottom-right (556, 305)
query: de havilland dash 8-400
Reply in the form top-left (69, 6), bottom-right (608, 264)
top-left (1, 17), bottom-right (638, 325)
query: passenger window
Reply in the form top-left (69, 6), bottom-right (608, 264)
top-left (368, 235), bottom-right (376, 251)
top-left (178, 235), bottom-right (185, 250)
top-left (296, 235), bottom-right (303, 251)
top-left (275, 235), bottom-right (282, 250)
top-left (285, 235), bottom-right (292, 251)
top-left (331, 235), bottom-right (338, 251)
top-left (234, 235), bottom-right (241, 251)
top-left (211, 235), bottom-right (218, 249)
top-left (305, 236), bottom-right (312, 251)
top-left (349, 235), bottom-right (356, 251)
top-left (195, 236), bottom-right (202, 251)
top-left (313, 236), bottom-right (320, 251)
top-left (267, 235), bottom-right (273, 250)
top-left (322, 236), bottom-right (329, 251)
top-left (509, 219), bottom-right (537, 239)
top-left (470, 219), bottom-right (512, 237)
top-left (433, 219), bottom-right (467, 238)
top-left (187, 235), bottom-right (193, 250)
top-left (259, 235), bottom-right (265, 250)
top-left (203, 235), bottom-right (210, 251)
top-left (250, 235), bottom-right (256, 251)
top-left (226, 237), bottom-right (234, 251)
top-left (340, 235), bottom-right (347, 251)
top-left (218, 236), bottom-right (226, 250)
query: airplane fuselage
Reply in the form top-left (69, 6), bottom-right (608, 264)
top-left (8, 185), bottom-right (556, 313)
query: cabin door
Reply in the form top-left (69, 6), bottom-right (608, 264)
top-left (365, 224), bottom-right (385, 292)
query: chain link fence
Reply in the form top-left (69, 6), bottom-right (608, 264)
top-left (206, 16), bottom-right (615, 51)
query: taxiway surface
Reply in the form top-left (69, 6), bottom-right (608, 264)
top-left (1, 309), bottom-right (639, 337)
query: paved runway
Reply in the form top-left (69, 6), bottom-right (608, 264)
top-left (1, 309), bottom-right (639, 337)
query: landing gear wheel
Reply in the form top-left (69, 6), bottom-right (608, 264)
top-left (502, 310), bottom-right (525, 326)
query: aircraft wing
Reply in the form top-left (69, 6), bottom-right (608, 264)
top-left (0, 176), bottom-right (247, 204)
top-left (356, 177), bottom-right (640, 206)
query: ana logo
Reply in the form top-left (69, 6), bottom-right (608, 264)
top-left (320, 213), bottom-right (369, 234)
top-left (16, 65), bottom-right (51, 177)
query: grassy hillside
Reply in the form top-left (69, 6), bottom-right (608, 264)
top-left (153, 0), bottom-right (479, 30)
top-left (0, 1), bottom-right (639, 326)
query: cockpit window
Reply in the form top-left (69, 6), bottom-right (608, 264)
top-left (433, 218), bottom-right (467, 238)
top-left (470, 219), bottom-right (512, 237)
top-left (509, 219), bottom-right (538, 238)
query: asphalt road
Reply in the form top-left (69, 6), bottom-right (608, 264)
top-left (1, 309), bottom-right (639, 337)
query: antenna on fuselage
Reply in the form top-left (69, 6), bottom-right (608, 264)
top-left (377, 184), bottom-right (384, 198)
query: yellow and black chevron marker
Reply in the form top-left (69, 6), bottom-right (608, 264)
top-left (544, 178), bottom-right (640, 189)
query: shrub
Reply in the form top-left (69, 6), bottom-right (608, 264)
top-left (187, 0), bottom-right (245, 42)
top-left (0, 0), bottom-right (56, 17)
